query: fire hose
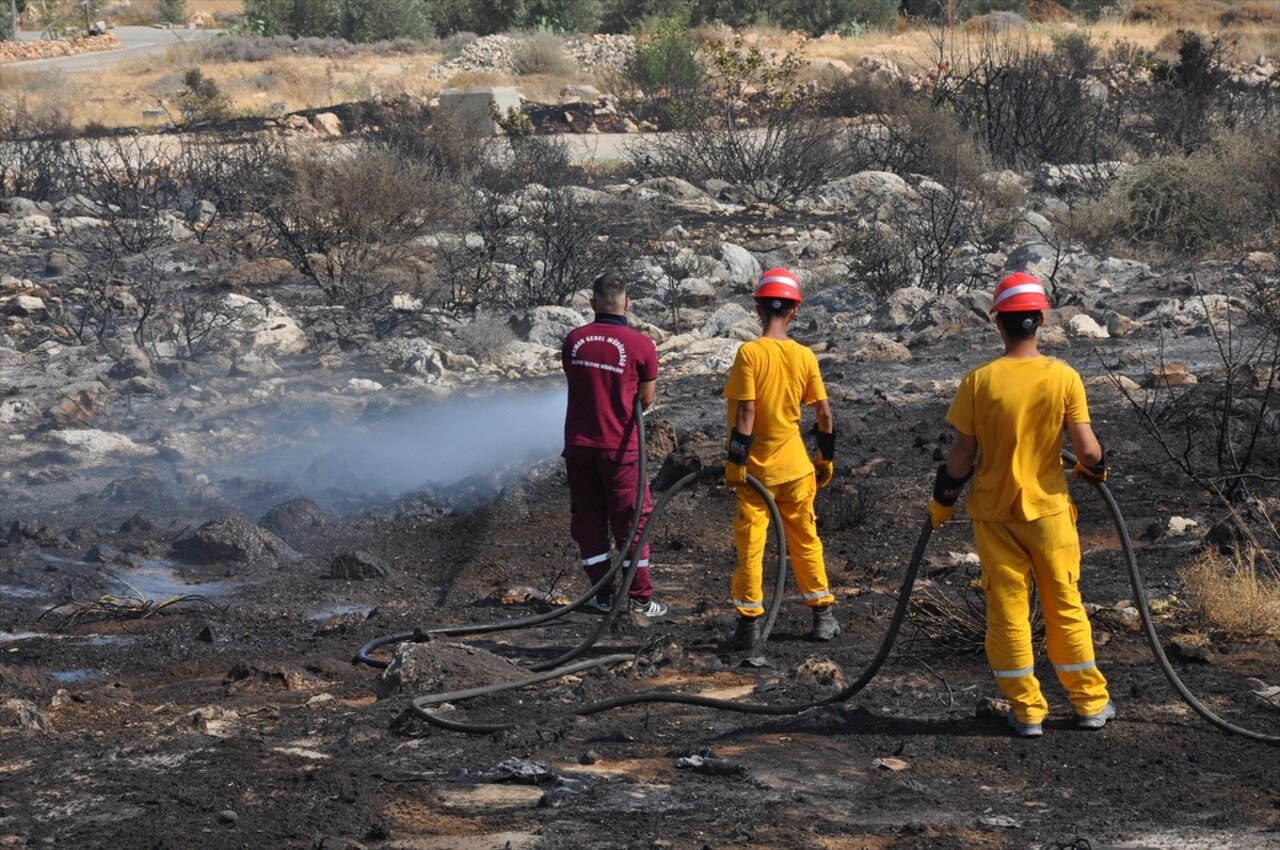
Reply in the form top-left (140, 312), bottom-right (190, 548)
top-left (356, 420), bottom-right (1280, 742)
top-left (1063, 452), bottom-right (1280, 745)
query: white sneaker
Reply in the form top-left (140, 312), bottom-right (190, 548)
top-left (628, 598), bottom-right (668, 618)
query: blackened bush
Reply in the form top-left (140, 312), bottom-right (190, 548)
top-left (846, 95), bottom-right (989, 186)
top-left (0, 103), bottom-right (75, 202)
top-left (1132, 30), bottom-right (1275, 156)
top-left (928, 31), bottom-right (1125, 168)
top-left (172, 134), bottom-right (284, 244)
top-left (249, 145), bottom-right (460, 310)
top-left (368, 100), bottom-right (488, 179)
top-left (638, 35), bottom-right (855, 205)
top-left (439, 135), bottom-right (656, 312)
top-left (58, 137), bottom-right (187, 257)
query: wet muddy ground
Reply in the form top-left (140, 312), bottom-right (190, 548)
top-left (2, 365), bottom-right (1279, 850)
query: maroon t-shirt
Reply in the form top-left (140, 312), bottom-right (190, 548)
top-left (562, 314), bottom-right (658, 455)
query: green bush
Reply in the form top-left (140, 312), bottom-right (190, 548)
top-left (341, 0), bottom-right (432, 42)
top-left (177, 68), bottom-right (232, 124)
top-left (1088, 126), bottom-right (1280, 254)
top-left (511, 30), bottom-right (576, 74)
top-left (623, 14), bottom-right (702, 97)
top-left (157, 0), bottom-right (188, 25)
top-left (524, 0), bottom-right (602, 32)
top-left (1050, 29), bottom-right (1099, 74)
top-left (774, 0), bottom-right (896, 35)
top-left (428, 0), bottom-right (524, 36)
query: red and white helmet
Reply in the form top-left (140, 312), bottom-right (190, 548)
top-left (755, 267), bottom-right (802, 304)
top-left (991, 272), bottom-right (1050, 313)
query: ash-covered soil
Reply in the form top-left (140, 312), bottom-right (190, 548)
top-left (2, 324), bottom-right (1279, 850)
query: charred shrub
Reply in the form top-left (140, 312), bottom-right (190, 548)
top-left (438, 136), bottom-right (654, 312)
top-left (57, 136), bottom-right (187, 258)
top-left (840, 96), bottom-right (1018, 296)
top-left (0, 103), bottom-right (75, 203)
top-left (928, 30), bottom-right (1125, 169)
top-left (1133, 30), bottom-right (1278, 156)
top-left (368, 100), bottom-right (486, 179)
top-left (637, 35), bottom-right (853, 205)
top-left (249, 144), bottom-right (459, 315)
top-left (171, 134), bottom-right (284, 246)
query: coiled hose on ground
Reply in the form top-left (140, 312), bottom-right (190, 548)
top-left (358, 433), bottom-right (1280, 743)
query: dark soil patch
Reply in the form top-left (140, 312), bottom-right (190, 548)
top-left (2, 371), bottom-right (1279, 850)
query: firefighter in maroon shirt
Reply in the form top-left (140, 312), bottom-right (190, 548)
top-left (561, 273), bottom-right (666, 617)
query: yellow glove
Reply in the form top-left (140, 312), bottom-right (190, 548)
top-left (927, 499), bottom-right (954, 529)
top-left (725, 462), bottom-right (748, 486)
top-left (813, 456), bottom-right (834, 489)
top-left (1072, 452), bottom-right (1108, 485)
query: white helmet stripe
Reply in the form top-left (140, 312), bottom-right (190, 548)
top-left (758, 273), bottom-right (798, 287)
top-left (993, 282), bottom-right (1047, 307)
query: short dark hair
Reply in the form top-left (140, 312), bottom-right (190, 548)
top-left (755, 297), bottom-right (798, 319)
top-left (592, 273), bottom-right (627, 311)
top-left (997, 310), bottom-right (1041, 340)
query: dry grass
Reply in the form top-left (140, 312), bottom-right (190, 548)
top-left (1, 45), bottom-right (452, 129)
top-left (2, 5), bottom-right (1277, 132)
top-left (1180, 547), bottom-right (1280, 641)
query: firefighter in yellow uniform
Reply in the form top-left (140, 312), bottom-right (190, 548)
top-left (722, 268), bottom-right (838, 652)
top-left (930, 272), bottom-right (1115, 738)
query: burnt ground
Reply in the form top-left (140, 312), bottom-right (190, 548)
top-left (2, 351), bottom-right (1280, 850)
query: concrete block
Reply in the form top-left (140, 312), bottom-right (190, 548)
top-left (437, 87), bottom-right (522, 137)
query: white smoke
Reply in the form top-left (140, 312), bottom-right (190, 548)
top-left (245, 387), bottom-right (569, 496)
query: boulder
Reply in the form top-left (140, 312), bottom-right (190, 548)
top-left (172, 515), bottom-right (298, 565)
top-left (509, 306), bottom-right (585, 347)
top-left (719, 243), bottom-right (761, 286)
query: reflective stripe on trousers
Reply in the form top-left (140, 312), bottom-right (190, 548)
top-left (731, 472), bottom-right (833, 617)
top-left (974, 507), bottom-right (1110, 723)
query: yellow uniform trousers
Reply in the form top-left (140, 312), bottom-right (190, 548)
top-left (732, 473), bottom-right (834, 617)
top-left (973, 507), bottom-right (1110, 724)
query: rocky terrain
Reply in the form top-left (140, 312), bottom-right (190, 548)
top-left (2, 43), bottom-right (1280, 849)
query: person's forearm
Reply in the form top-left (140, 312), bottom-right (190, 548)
top-left (1067, 422), bottom-right (1102, 467)
top-left (814, 398), bottom-right (833, 433)
top-left (946, 433), bottom-right (978, 479)
top-left (735, 401), bottom-right (755, 435)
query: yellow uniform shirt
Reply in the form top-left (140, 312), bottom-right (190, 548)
top-left (946, 355), bottom-right (1089, 522)
top-left (724, 337), bottom-right (826, 487)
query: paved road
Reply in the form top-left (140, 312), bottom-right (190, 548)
top-left (4, 26), bottom-right (223, 72)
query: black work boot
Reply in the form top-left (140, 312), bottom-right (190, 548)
top-left (722, 615), bottom-right (762, 651)
top-left (808, 604), bottom-right (840, 641)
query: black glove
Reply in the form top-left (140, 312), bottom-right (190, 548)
top-left (1073, 449), bottom-right (1107, 485)
top-left (811, 424), bottom-right (836, 463)
top-left (726, 429), bottom-right (754, 486)
top-left (932, 463), bottom-right (972, 507)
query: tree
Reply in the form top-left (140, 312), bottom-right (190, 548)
top-left (157, 0), bottom-right (187, 25)
top-left (341, 0), bottom-right (433, 42)
top-left (3, 0), bottom-right (29, 40)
